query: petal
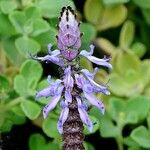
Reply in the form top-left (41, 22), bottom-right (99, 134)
top-left (81, 68), bottom-right (99, 79)
top-left (43, 85), bottom-right (64, 118)
top-left (64, 66), bottom-right (74, 88)
top-left (47, 75), bottom-right (51, 84)
top-left (79, 44), bottom-right (94, 56)
top-left (84, 56), bottom-right (112, 69)
top-left (82, 70), bottom-right (110, 95)
top-left (30, 53), bottom-right (64, 66)
top-left (75, 74), bottom-right (85, 88)
top-left (36, 87), bottom-right (52, 100)
top-left (43, 95), bottom-right (61, 118)
top-left (57, 106), bottom-right (69, 134)
top-left (83, 92), bottom-right (105, 114)
top-left (76, 97), bottom-right (93, 132)
top-left (65, 88), bottom-right (72, 103)
top-left (80, 45), bottom-right (112, 69)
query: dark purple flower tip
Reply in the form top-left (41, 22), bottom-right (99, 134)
top-left (57, 6), bottom-right (81, 61)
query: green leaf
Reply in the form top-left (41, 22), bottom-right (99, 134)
top-left (20, 60), bottom-right (42, 90)
top-left (119, 20), bottom-right (135, 50)
top-left (133, 0), bottom-right (150, 9)
top-left (98, 5), bottom-right (127, 31)
top-left (0, 119), bottom-right (13, 132)
top-left (21, 99), bottom-right (41, 120)
top-left (15, 36), bottom-right (40, 57)
top-left (116, 51), bottom-right (141, 75)
top-left (109, 73), bottom-right (130, 96)
top-left (142, 8), bottom-right (150, 25)
top-left (99, 113), bottom-right (119, 137)
top-left (14, 74), bottom-right (28, 96)
top-left (80, 58), bottom-right (93, 72)
top-left (42, 116), bottom-right (60, 138)
top-left (9, 11), bottom-right (26, 33)
top-left (84, 0), bottom-right (103, 25)
top-left (31, 19), bottom-right (50, 37)
top-left (36, 0), bottom-right (75, 18)
top-left (80, 23), bottom-right (96, 49)
top-left (103, 0), bottom-right (130, 5)
top-left (2, 38), bottom-right (25, 65)
top-left (29, 134), bottom-right (46, 150)
top-left (0, 13), bottom-right (16, 35)
top-left (0, 0), bottom-right (17, 14)
top-left (131, 126), bottom-right (150, 148)
top-left (108, 97), bottom-right (126, 122)
top-left (130, 42), bottom-right (146, 58)
top-left (29, 134), bottom-right (60, 150)
top-left (95, 38), bottom-right (116, 55)
top-left (33, 27), bottom-right (57, 48)
top-left (24, 6), bottom-right (41, 22)
top-left (126, 96), bottom-right (150, 123)
top-left (84, 116), bottom-right (100, 135)
top-left (147, 113), bottom-right (150, 129)
top-left (0, 75), bottom-right (9, 92)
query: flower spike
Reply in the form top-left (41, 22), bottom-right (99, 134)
top-left (33, 6), bottom-right (112, 150)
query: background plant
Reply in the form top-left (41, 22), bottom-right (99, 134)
top-left (0, 0), bottom-right (150, 150)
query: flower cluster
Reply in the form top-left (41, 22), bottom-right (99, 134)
top-left (33, 6), bottom-right (112, 134)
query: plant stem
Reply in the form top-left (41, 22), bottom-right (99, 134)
top-left (116, 135), bottom-right (124, 150)
top-left (1, 97), bottom-right (21, 112)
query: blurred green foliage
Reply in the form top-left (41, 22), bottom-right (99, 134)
top-left (0, 0), bottom-right (150, 150)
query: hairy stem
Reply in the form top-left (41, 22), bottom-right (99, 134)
top-left (62, 98), bottom-right (85, 150)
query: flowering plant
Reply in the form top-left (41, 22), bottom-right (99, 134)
top-left (32, 6), bottom-right (112, 149)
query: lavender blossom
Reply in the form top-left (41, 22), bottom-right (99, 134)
top-left (33, 6), bottom-right (112, 150)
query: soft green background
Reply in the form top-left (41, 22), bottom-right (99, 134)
top-left (0, 0), bottom-right (150, 150)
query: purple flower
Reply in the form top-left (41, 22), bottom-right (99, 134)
top-left (57, 100), bottom-right (69, 133)
top-left (34, 6), bottom-right (112, 134)
top-left (76, 97), bottom-right (93, 132)
top-left (63, 66), bottom-right (74, 102)
top-left (80, 45), bottom-right (112, 69)
top-left (43, 85), bottom-right (64, 118)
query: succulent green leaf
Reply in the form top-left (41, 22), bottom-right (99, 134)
top-left (119, 20), bottom-right (135, 50)
top-left (24, 6), bottom-right (41, 22)
top-left (133, 0), bottom-right (150, 9)
top-left (103, 0), bottom-right (130, 5)
top-left (33, 27), bottom-right (57, 48)
top-left (131, 42), bottom-right (146, 58)
top-left (142, 8), bottom-right (150, 25)
top-left (95, 38), bottom-right (116, 55)
top-left (9, 11), bottom-right (26, 33)
top-left (14, 74), bottom-right (28, 96)
top-left (20, 60), bottom-right (42, 90)
top-left (80, 23), bottom-right (96, 49)
top-left (42, 116), bottom-right (60, 138)
top-left (0, 75), bottom-right (9, 92)
top-left (0, 13), bottom-right (16, 35)
top-left (31, 19), bottom-right (50, 37)
top-left (21, 99), bottom-right (41, 120)
top-left (2, 38), bottom-right (25, 65)
top-left (84, 0), bottom-right (103, 25)
top-left (0, 0), bottom-right (17, 14)
top-left (29, 134), bottom-right (46, 150)
top-left (108, 97), bottom-right (126, 122)
top-left (116, 51), bottom-right (140, 75)
top-left (98, 5), bottom-right (127, 31)
top-left (15, 36), bottom-right (40, 57)
top-left (29, 133), bottom-right (60, 150)
top-left (126, 96), bottom-right (150, 123)
top-left (35, 0), bottom-right (74, 18)
top-left (131, 126), bottom-right (150, 148)
top-left (99, 113), bottom-right (119, 137)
